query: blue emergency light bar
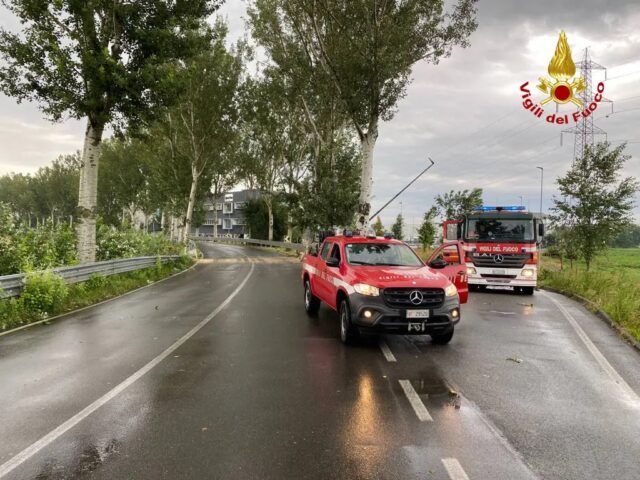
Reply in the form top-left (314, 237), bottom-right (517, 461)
top-left (473, 206), bottom-right (527, 212)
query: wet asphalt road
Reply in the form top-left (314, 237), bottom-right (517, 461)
top-left (1, 243), bottom-right (639, 480)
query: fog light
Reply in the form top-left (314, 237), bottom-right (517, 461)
top-left (363, 310), bottom-right (373, 319)
top-left (451, 308), bottom-right (459, 318)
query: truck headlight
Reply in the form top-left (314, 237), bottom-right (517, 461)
top-left (353, 283), bottom-right (380, 296)
top-left (467, 267), bottom-right (477, 275)
top-left (521, 269), bottom-right (535, 278)
top-left (444, 284), bottom-right (458, 297)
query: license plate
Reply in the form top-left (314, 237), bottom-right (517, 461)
top-left (492, 269), bottom-right (506, 275)
top-left (406, 309), bottom-right (430, 319)
top-left (408, 322), bottom-right (426, 333)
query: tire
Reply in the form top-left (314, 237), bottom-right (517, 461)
top-left (339, 299), bottom-right (358, 345)
top-left (431, 328), bottom-right (454, 345)
top-left (304, 279), bottom-right (320, 314)
top-left (521, 287), bottom-right (535, 295)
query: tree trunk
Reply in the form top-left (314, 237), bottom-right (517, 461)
top-left (287, 213), bottom-right (293, 242)
top-left (76, 120), bottom-right (104, 263)
top-left (265, 196), bottom-right (274, 241)
top-left (356, 124), bottom-right (378, 230)
top-left (183, 168), bottom-right (199, 244)
top-left (213, 208), bottom-right (218, 238)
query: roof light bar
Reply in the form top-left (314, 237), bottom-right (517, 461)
top-left (473, 206), bottom-right (527, 212)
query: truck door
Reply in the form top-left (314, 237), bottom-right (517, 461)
top-left (427, 242), bottom-right (469, 304)
top-left (323, 243), bottom-right (343, 310)
top-left (314, 241), bottom-right (334, 304)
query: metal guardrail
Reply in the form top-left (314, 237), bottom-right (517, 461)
top-left (0, 256), bottom-right (181, 299)
top-left (193, 235), bottom-right (305, 252)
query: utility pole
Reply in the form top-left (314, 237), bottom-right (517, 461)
top-left (536, 167), bottom-right (544, 215)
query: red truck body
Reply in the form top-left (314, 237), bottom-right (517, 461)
top-left (301, 234), bottom-right (467, 344)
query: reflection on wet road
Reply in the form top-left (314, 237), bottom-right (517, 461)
top-left (1, 243), bottom-right (639, 479)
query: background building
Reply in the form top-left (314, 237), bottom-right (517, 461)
top-left (193, 189), bottom-right (260, 237)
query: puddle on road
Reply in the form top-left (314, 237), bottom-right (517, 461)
top-left (33, 439), bottom-right (121, 480)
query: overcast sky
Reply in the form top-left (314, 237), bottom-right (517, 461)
top-left (1, 0), bottom-right (639, 233)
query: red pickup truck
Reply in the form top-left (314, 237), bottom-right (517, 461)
top-left (301, 233), bottom-right (468, 344)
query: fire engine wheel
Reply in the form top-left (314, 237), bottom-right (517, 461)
top-left (431, 328), bottom-right (454, 345)
top-left (339, 299), bottom-right (358, 345)
top-left (304, 279), bottom-right (320, 314)
top-left (520, 287), bottom-right (535, 295)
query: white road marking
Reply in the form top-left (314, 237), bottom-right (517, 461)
top-left (379, 340), bottom-right (397, 362)
top-left (398, 379), bottom-right (433, 421)
top-left (541, 291), bottom-right (640, 406)
top-left (0, 262), bottom-right (256, 479)
top-left (442, 458), bottom-right (470, 480)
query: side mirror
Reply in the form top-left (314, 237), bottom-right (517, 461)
top-left (538, 223), bottom-right (545, 237)
top-left (428, 258), bottom-right (447, 269)
top-left (326, 256), bottom-right (340, 268)
top-left (307, 244), bottom-right (318, 256)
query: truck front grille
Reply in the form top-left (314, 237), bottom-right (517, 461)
top-left (382, 288), bottom-right (445, 309)
top-left (471, 253), bottom-right (528, 269)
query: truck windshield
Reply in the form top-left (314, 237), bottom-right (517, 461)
top-left (466, 218), bottom-right (534, 242)
top-left (345, 243), bottom-right (424, 267)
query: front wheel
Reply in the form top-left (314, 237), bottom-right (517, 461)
top-left (520, 287), bottom-right (535, 295)
top-left (339, 299), bottom-right (358, 345)
top-left (304, 279), bottom-right (320, 314)
top-left (431, 328), bottom-right (454, 345)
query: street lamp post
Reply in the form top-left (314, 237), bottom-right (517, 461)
top-left (536, 167), bottom-right (544, 215)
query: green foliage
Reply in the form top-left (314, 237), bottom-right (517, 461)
top-left (98, 138), bottom-right (153, 226)
top-left (20, 271), bottom-right (68, 318)
top-left (372, 217), bottom-right (385, 236)
top-left (96, 225), bottom-right (181, 261)
top-left (250, 0), bottom-right (477, 130)
top-left (244, 198), bottom-right (287, 241)
top-left (611, 223), bottom-right (640, 248)
top-left (433, 188), bottom-right (483, 220)
top-left (0, 203), bottom-right (78, 275)
top-left (552, 142), bottom-right (638, 270)
top-left (0, 154), bottom-right (80, 222)
top-left (540, 267), bottom-right (640, 342)
top-left (295, 137), bottom-right (361, 230)
top-left (392, 214), bottom-right (404, 240)
top-left (0, 205), bottom-right (180, 275)
top-left (0, 0), bottom-right (221, 129)
top-left (0, 258), bottom-right (192, 332)
top-left (418, 208), bottom-right (437, 249)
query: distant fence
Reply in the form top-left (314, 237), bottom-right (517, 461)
top-left (0, 256), bottom-right (181, 299)
top-left (193, 235), bottom-right (305, 253)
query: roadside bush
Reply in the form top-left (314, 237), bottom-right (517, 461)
top-left (20, 271), bottom-right (69, 318)
top-left (0, 205), bottom-right (78, 275)
top-left (97, 225), bottom-right (181, 260)
top-left (0, 257), bottom-right (192, 332)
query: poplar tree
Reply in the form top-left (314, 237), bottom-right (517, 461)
top-left (552, 143), bottom-right (638, 270)
top-left (250, 0), bottom-right (477, 228)
top-left (0, 0), bottom-right (221, 262)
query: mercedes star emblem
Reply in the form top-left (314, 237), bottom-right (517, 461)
top-left (493, 254), bottom-right (505, 263)
top-left (409, 290), bottom-right (424, 305)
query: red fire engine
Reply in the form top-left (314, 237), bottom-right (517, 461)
top-left (443, 206), bottom-right (544, 295)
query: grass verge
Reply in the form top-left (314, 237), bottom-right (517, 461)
top-left (540, 250), bottom-right (640, 342)
top-left (0, 256), bottom-right (194, 333)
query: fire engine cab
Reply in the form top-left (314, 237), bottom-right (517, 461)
top-left (443, 206), bottom-right (544, 295)
top-left (301, 231), bottom-right (468, 345)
